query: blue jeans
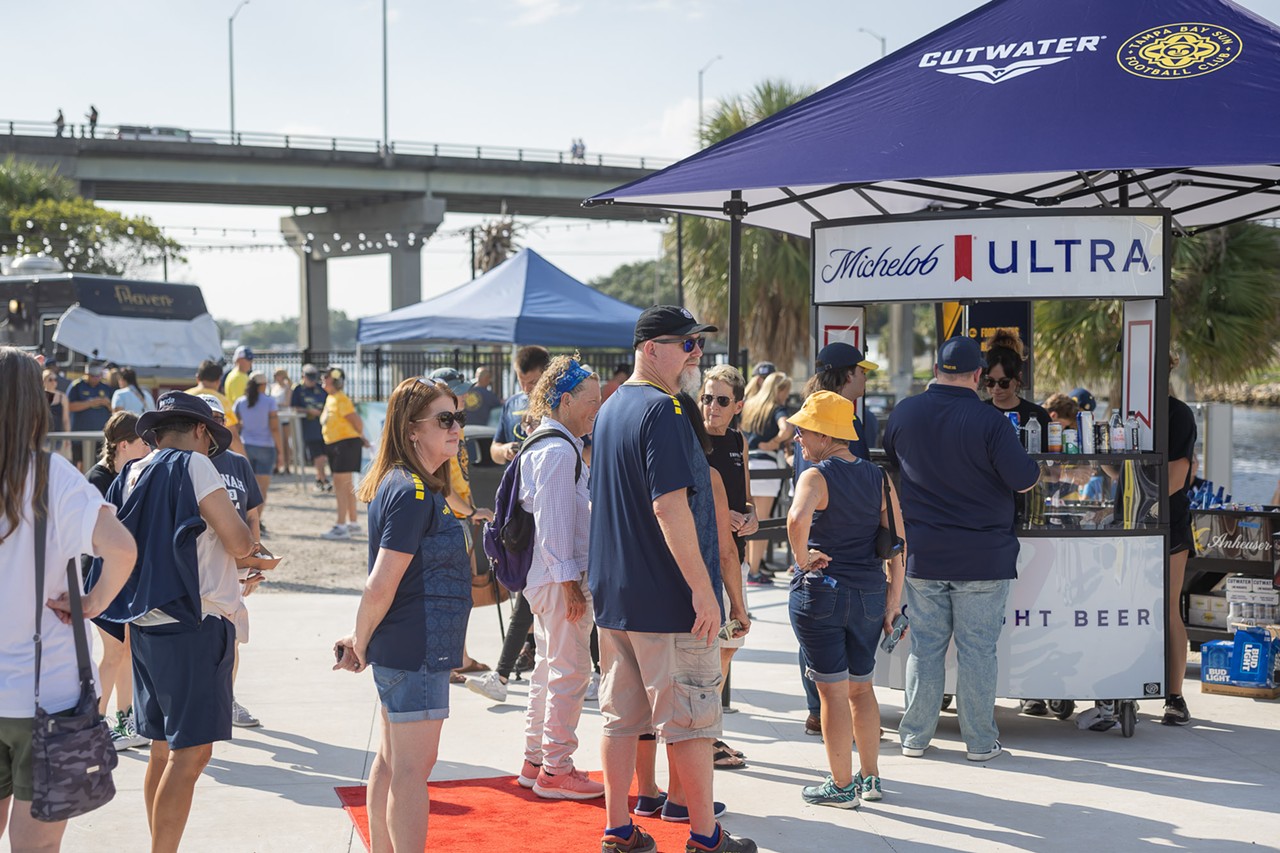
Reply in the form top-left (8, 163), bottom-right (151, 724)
top-left (899, 578), bottom-right (1010, 753)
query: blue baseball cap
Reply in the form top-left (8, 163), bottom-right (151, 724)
top-left (936, 337), bottom-right (984, 374)
top-left (233, 345), bottom-right (255, 361)
top-left (1070, 387), bottom-right (1097, 412)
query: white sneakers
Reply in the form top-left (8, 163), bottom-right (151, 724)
top-left (320, 524), bottom-right (350, 541)
top-left (585, 671), bottom-right (600, 703)
top-left (466, 671), bottom-right (509, 702)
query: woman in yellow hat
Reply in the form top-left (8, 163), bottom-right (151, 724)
top-left (786, 391), bottom-right (905, 809)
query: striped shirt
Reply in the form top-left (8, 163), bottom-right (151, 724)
top-left (518, 417), bottom-right (589, 591)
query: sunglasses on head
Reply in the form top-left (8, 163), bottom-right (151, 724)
top-left (699, 393), bottom-right (734, 408)
top-left (413, 410), bottom-right (466, 429)
top-left (983, 376), bottom-right (1016, 389)
top-left (653, 336), bottom-right (706, 353)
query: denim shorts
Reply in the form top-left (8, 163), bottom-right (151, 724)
top-left (244, 443), bottom-right (276, 475)
top-left (371, 665), bottom-right (451, 723)
top-left (789, 573), bottom-right (886, 683)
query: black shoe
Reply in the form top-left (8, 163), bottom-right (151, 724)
top-left (685, 826), bottom-right (757, 853)
top-left (513, 644), bottom-right (536, 677)
top-left (804, 713), bottom-right (822, 737)
top-left (1162, 694), bottom-right (1191, 726)
top-left (1020, 699), bottom-right (1049, 717)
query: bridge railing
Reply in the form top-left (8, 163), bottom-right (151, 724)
top-left (1, 119), bottom-right (671, 170)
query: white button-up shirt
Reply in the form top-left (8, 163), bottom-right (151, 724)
top-left (518, 417), bottom-right (590, 591)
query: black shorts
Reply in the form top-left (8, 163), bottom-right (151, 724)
top-left (1170, 517), bottom-right (1194, 555)
top-left (304, 438), bottom-right (328, 463)
top-left (327, 437), bottom-right (363, 474)
top-left (131, 616), bottom-right (235, 749)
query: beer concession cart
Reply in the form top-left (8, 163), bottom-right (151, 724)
top-left (585, 0), bottom-right (1280, 735)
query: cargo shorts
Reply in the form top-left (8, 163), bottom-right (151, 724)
top-left (598, 628), bottom-right (723, 744)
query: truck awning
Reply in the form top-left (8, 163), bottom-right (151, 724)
top-left (53, 305), bottom-right (222, 368)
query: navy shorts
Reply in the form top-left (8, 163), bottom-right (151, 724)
top-left (304, 438), bottom-right (328, 463)
top-left (131, 616), bottom-right (235, 749)
top-left (789, 573), bottom-right (886, 683)
top-left (371, 665), bottom-right (451, 723)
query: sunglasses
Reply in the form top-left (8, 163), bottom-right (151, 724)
top-left (700, 394), bottom-right (734, 408)
top-left (414, 410), bottom-right (467, 429)
top-left (983, 376), bottom-right (1016, 389)
top-left (653, 336), bottom-right (706, 353)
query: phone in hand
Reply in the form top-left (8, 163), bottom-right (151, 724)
top-left (880, 607), bottom-right (909, 653)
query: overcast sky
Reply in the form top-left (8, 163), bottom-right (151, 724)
top-left (12, 0), bottom-right (1280, 323)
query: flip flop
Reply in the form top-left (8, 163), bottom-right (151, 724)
top-left (713, 748), bottom-right (747, 769)
top-left (712, 739), bottom-right (746, 759)
top-left (453, 661), bottom-right (491, 675)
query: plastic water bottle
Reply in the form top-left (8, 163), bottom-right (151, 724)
top-left (1109, 413), bottom-right (1126, 452)
top-left (1126, 412), bottom-right (1140, 452)
top-left (1024, 417), bottom-right (1041, 453)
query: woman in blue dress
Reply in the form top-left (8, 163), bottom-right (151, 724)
top-left (334, 376), bottom-right (471, 851)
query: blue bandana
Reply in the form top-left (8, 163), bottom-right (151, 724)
top-left (548, 360), bottom-right (591, 409)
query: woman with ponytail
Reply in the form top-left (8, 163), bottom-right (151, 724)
top-left (982, 329), bottom-right (1049, 452)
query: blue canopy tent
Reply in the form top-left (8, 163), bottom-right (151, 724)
top-left (585, 0), bottom-right (1280, 359)
top-left (356, 248), bottom-right (643, 347)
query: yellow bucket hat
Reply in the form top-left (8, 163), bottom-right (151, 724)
top-left (787, 391), bottom-right (859, 442)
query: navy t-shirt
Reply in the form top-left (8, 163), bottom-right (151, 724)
top-left (497, 392), bottom-right (533, 444)
top-left (67, 379), bottom-right (112, 432)
top-left (290, 383), bottom-right (328, 443)
top-left (212, 450), bottom-right (263, 521)
top-left (882, 384), bottom-right (1040, 581)
top-left (589, 383), bottom-right (723, 633)
top-left (366, 467), bottom-right (472, 672)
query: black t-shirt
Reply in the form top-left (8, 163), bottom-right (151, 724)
top-left (86, 462), bottom-right (116, 497)
top-left (1168, 396), bottom-right (1197, 527)
top-left (746, 405), bottom-right (789, 451)
top-left (708, 428), bottom-right (748, 561)
top-left (988, 397), bottom-right (1050, 452)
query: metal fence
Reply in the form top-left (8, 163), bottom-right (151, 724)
top-left (250, 347), bottom-right (733, 402)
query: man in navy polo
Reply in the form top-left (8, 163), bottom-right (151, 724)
top-left (881, 337), bottom-right (1039, 763)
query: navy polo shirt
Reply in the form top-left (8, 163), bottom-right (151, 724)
top-left (290, 383), bottom-right (328, 443)
top-left (881, 383), bottom-right (1040, 581)
top-left (67, 378), bottom-right (112, 432)
top-left (589, 383), bottom-right (723, 633)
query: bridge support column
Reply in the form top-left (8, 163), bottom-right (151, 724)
top-left (389, 247), bottom-right (422, 310)
top-left (300, 253), bottom-right (331, 357)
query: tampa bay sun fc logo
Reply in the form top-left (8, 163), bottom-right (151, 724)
top-left (1117, 23), bottom-right (1241, 79)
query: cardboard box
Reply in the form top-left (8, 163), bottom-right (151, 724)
top-left (1201, 682), bottom-right (1280, 699)
top-left (1225, 576), bottom-right (1275, 595)
top-left (1187, 593), bottom-right (1230, 628)
top-left (1226, 589), bottom-right (1280, 605)
top-left (1199, 640), bottom-right (1234, 685)
top-left (1229, 626), bottom-right (1280, 686)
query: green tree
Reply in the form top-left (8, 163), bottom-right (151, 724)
top-left (666, 80), bottom-right (816, 367)
top-left (235, 310), bottom-right (359, 349)
top-left (0, 156), bottom-right (183, 276)
top-left (1035, 223), bottom-right (1280, 395)
top-left (589, 257), bottom-right (675, 307)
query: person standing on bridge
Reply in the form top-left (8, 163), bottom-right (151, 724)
top-left (54, 109), bottom-right (65, 137)
top-left (85, 105), bottom-right (98, 138)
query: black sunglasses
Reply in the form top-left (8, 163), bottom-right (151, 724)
top-left (983, 376), bottom-right (1016, 389)
top-left (653, 336), bottom-right (706, 353)
top-left (700, 394), bottom-right (734, 408)
top-left (414, 410), bottom-right (467, 429)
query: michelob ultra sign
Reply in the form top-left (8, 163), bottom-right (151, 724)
top-left (813, 212), bottom-right (1166, 304)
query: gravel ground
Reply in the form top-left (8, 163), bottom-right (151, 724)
top-left (253, 473), bottom-right (369, 596)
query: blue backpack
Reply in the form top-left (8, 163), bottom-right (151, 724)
top-left (481, 429), bottom-right (582, 592)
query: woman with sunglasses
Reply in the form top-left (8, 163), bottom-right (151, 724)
top-left (741, 371), bottom-right (794, 585)
top-left (333, 377), bottom-right (471, 852)
top-left (983, 330), bottom-right (1048, 452)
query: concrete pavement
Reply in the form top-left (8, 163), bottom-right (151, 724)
top-left (63, 585), bottom-right (1280, 852)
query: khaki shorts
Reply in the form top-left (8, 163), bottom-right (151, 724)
top-left (598, 628), bottom-right (723, 744)
top-left (0, 715), bottom-right (36, 801)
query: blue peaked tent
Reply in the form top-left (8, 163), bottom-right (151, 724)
top-left (587, 0), bottom-right (1280, 237)
top-left (356, 248), bottom-right (643, 347)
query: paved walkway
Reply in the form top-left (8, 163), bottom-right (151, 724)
top-left (64, 587), bottom-right (1280, 852)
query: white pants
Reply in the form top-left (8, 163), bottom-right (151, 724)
top-left (523, 576), bottom-right (594, 773)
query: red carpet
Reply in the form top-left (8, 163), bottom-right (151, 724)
top-left (335, 773), bottom-right (696, 852)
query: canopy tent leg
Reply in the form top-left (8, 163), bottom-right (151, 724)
top-left (725, 191), bottom-right (747, 369)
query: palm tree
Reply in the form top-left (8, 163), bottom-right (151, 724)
top-left (665, 80), bottom-right (815, 367)
top-left (0, 155), bottom-right (74, 211)
top-left (1035, 223), bottom-right (1280, 397)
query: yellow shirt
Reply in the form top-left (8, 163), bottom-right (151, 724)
top-left (183, 386), bottom-right (239, 428)
top-left (448, 434), bottom-right (472, 509)
top-left (321, 391), bottom-right (360, 444)
top-left (223, 369), bottom-right (250, 405)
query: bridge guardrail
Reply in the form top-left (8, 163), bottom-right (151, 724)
top-left (2, 119), bottom-right (671, 170)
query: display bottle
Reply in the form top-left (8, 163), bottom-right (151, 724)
top-left (1078, 411), bottom-right (1096, 453)
top-left (1109, 413), bottom-right (1126, 452)
top-left (1024, 417), bottom-right (1041, 453)
top-left (1125, 411), bottom-right (1140, 452)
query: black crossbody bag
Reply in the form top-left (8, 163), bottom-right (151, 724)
top-left (874, 466), bottom-right (905, 561)
top-left (30, 451), bottom-right (118, 822)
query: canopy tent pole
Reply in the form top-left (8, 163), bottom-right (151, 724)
top-left (725, 191), bottom-right (746, 369)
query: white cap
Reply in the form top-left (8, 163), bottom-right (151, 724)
top-left (196, 394), bottom-right (226, 416)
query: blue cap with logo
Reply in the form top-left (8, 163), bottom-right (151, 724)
top-left (936, 337), bottom-right (984, 374)
top-left (1070, 387), bottom-right (1097, 412)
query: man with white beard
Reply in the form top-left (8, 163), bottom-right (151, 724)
top-left (589, 306), bottom-right (756, 853)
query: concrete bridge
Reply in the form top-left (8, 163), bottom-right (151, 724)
top-left (0, 120), bottom-right (670, 349)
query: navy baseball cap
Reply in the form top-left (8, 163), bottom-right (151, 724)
top-left (936, 337), bottom-right (984, 374)
top-left (633, 305), bottom-right (717, 349)
top-left (1070, 387), bottom-right (1097, 412)
top-left (816, 343), bottom-right (879, 372)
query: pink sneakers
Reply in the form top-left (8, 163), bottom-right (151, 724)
top-left (518, 759), bottom-right (542, 789)
top-left (532, 766), bottom-right (605, 800)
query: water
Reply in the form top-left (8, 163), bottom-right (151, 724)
top-left (1204, 405), bottom-right (1279, 506)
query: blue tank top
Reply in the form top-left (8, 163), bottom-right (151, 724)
top-left (806, 456), bottom-right (885, 589)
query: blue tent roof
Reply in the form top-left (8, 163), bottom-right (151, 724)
top-left (356, 248), bottom-right (643, 347)
top-left (588, 0), bottom-right (1280, 236)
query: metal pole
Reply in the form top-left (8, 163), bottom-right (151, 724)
top-left (469, 228), bottom-right (477, 279)
top-left (726, 191), bottom-right (745, 370)
top-left (697, 55), bottom-right (722, 146)
top-left (676, 214), bottom-right (685, 306)
top-left (229, 1), bottom-right (249, 140)
top-left (382, 0), bottom-right (389, 152)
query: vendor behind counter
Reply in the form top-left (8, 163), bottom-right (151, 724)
top-left (982, 329), bottom-right (1048, 452)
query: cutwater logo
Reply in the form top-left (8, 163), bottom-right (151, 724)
top-left (1117, 23), bottom-right (1241, 79)
top-left (919, 34), bottom-right (1104, 85)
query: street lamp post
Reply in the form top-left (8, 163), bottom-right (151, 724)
top-left (382, 0), bottom-right (389, 153)
top-left (697, 55), bottom-right (722, 146)
top-left (229, 0), bottom-right (250, 142)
